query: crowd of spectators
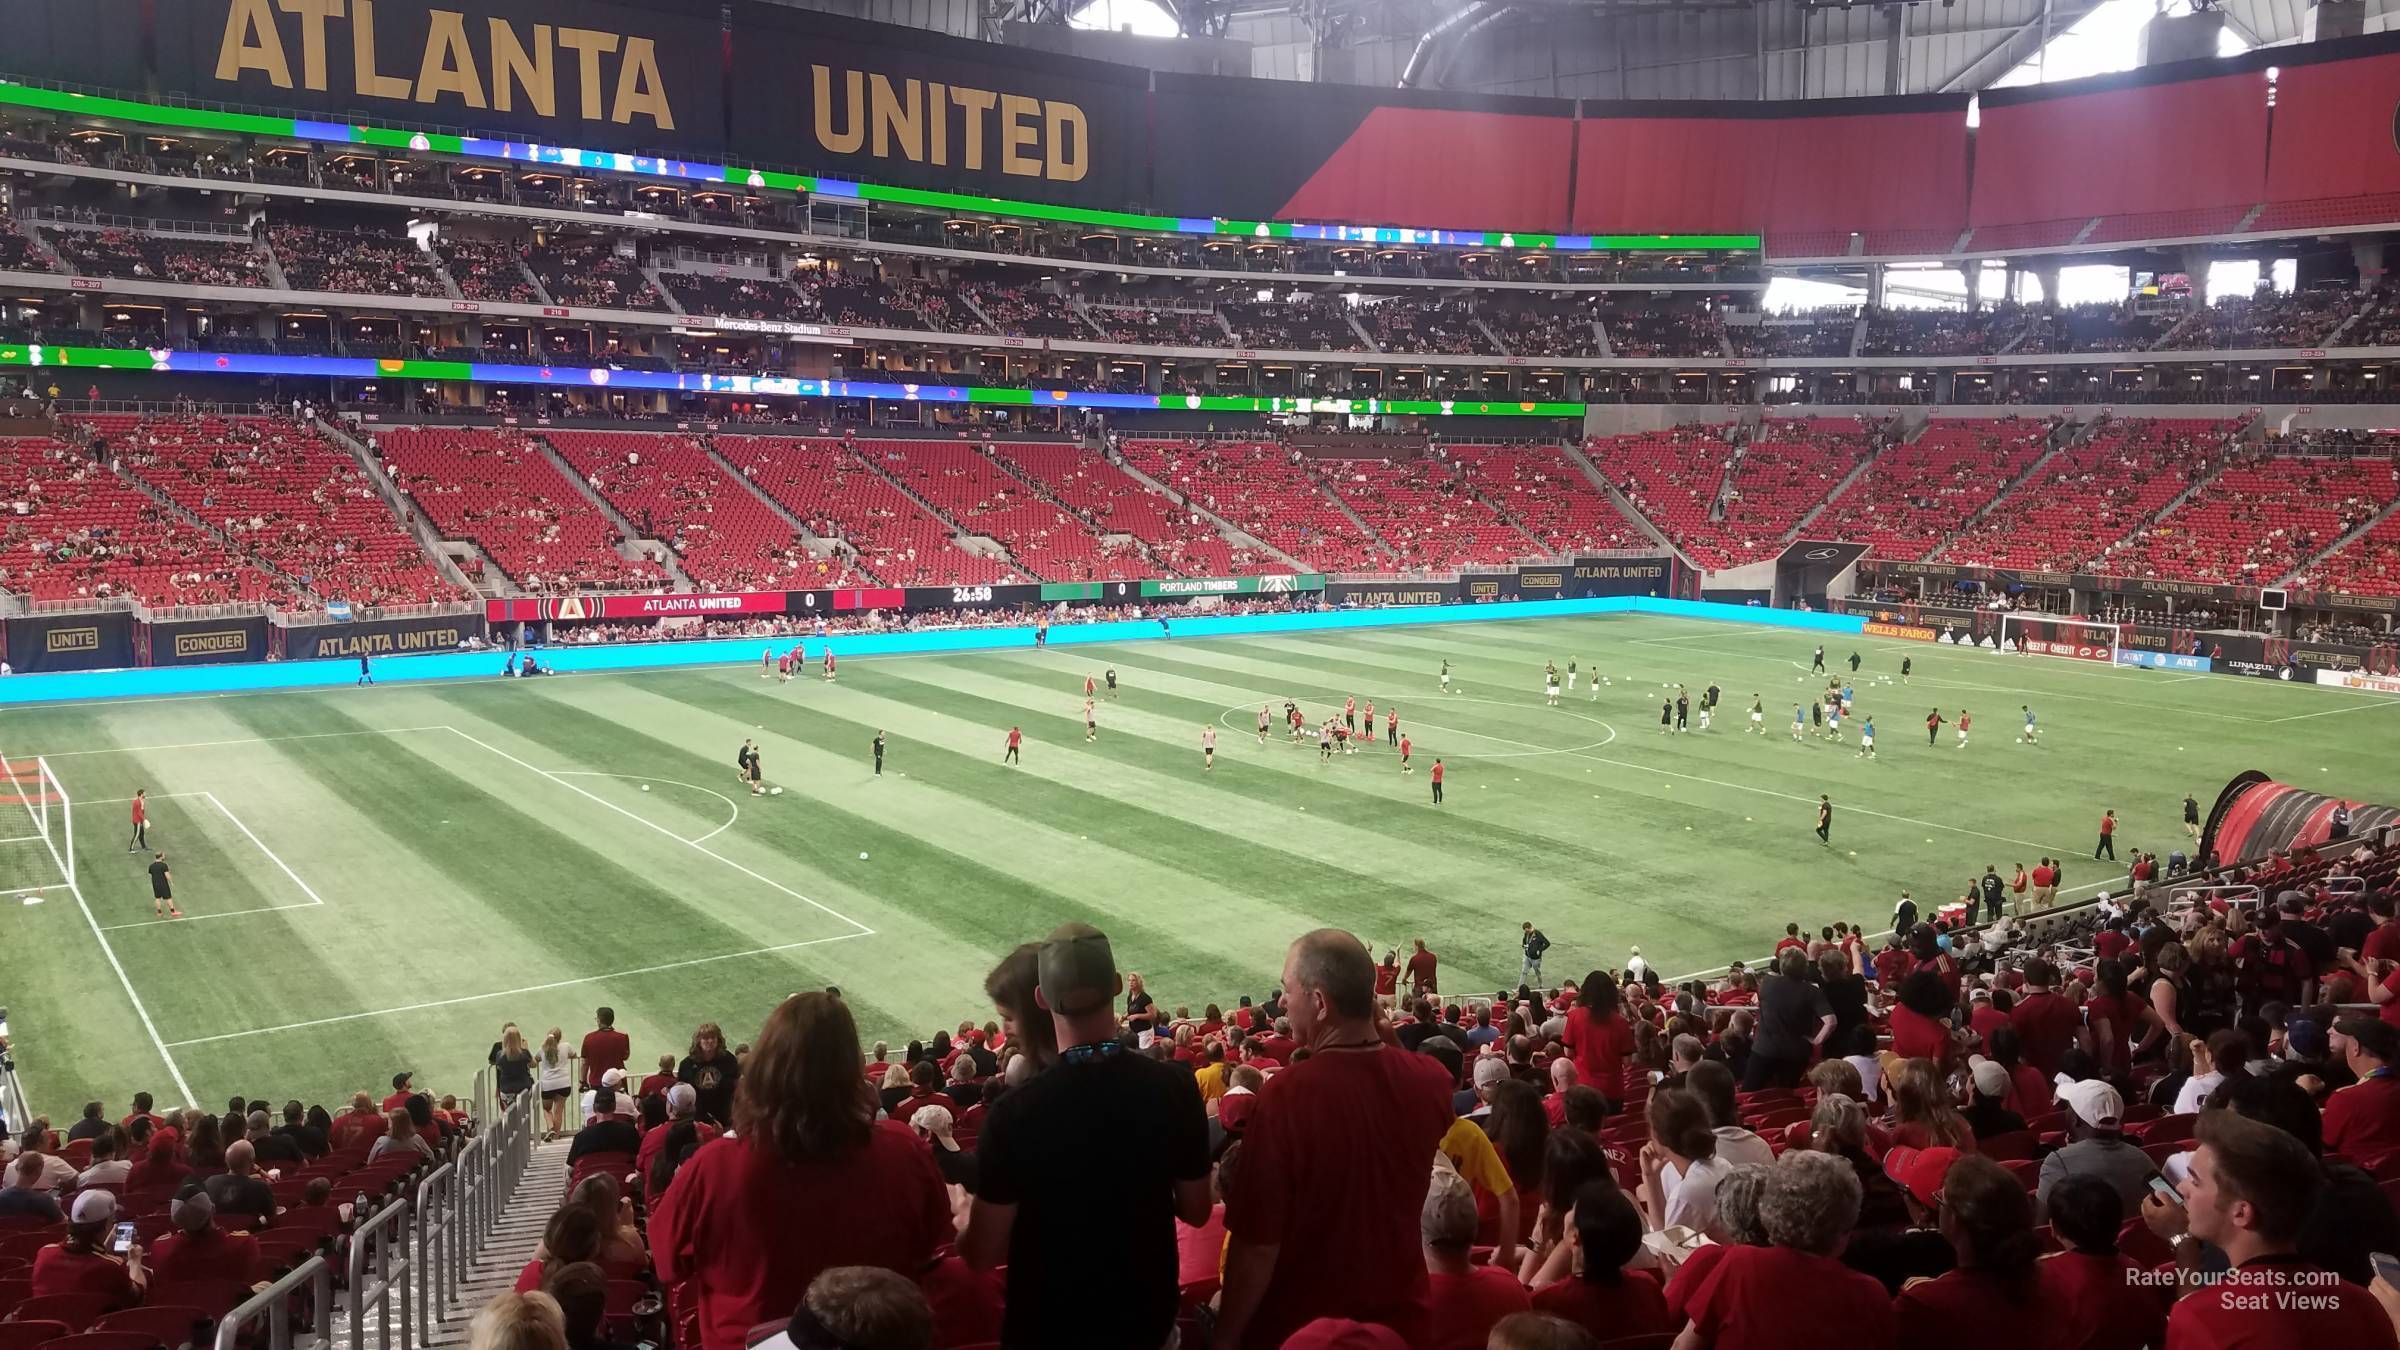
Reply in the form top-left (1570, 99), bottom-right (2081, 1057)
top-left (1732, 309), bottom-right (1858, 359)
top-left (269, 819), bottom-right (2400, 1350)
top-left (526, 238), bottom-right (666, 312)
top-left (2173, 288), bottom-right (2355, 351)
top-left (266, 226), bottom-right (450, 298)
top-left (1599, 300), bottom-right (1727, 358)
top-left (43, 228), bottom-right (267, 289)
top-left (440, 238), bottom-right (542, 304)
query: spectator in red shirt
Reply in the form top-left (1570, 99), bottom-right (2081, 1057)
top-left (327, 1093), bottom-right (388, 1152)
top-left (652, 993), bottom-right (951, 1350)
top-left (581, 1007), bottom-right (631, 1091)
top-left (149, 1189), bottom-right (263, 1286)
top-left (381, 1072), bottom-right (417, 1113)
top-left (1213, 929), bottom-right (1455, 1350)
top-left (636, 1084), bottom-right (720, 1200)
top-left (2152, 1109), bottom-right (2396, 1349)
top-left (1561, 971), bottom-right (1634, 1109)
top-left (636, 1054), bottom-right (678, 1104)
top-left (1406, 939), bottom-right (1440, 997)
top-left (29, 1190), bottom-right (145, 1308)
top-left (1887, 971), bottom-right (1958, 1071)
top-left (1891, 1155), bottom-right (2049, 1348)
top-left (2323, 1018), bottom-right (2400, 1168)
top-left (2006, 958), bottom-right (2082, 1078)
top-left (1421, 1167), bottom-right (1530, 1350)
top-left (1682, 1150), bottom-right (1895, 1349)
top-left (1530, 1181), bottom-right (1671, 1340)
top-left (2038, 1175), bottom-right (2168, 1350)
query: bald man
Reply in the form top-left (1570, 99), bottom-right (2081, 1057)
top-left (204, 1138), bottom-right (274, 1217)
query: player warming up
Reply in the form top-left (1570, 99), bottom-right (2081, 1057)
top-left (1429, 758), bottom-right (1445, 804)
top-left (1901, 655), bottom-right (1913, 684)
top-left (1926, 708), bottom-right (1944, 747)
top-left (1083, 698), bottom-right (1098, 743)
top-left (1386, 708), bottom-right (1399, 746)
top-left (1857, 714), bottom-right (1876, 760)
top-left (1105, 667), bottom-right (1118, 700)
top-left (872, 731), bottom-right (886, 777)
top-left (1812, 644), bottom-right (1827, 674)
top-left (1257, 705), bottom-right (1272, 744)
top-left (1440, 659), bottom-right (1457, 694)
top-left (2020, 705), bottom-right (2040, 744)
top-left (127, 788), bottom-right (148, 852)
top-left (1399, 733), bottom-right (1414, 773)
top-left (1545, 668), bottom-right (1560, 706)
top-left (1791, 704), bottom-right (1806, 741)
top-left (149, 851), bottom-right (180, 919)
top-left (1749, 695), bottom-right (1764, 734)
top-left (1955, 709), bottom-right (1971, 749)
top-left (1201, 725), bottom-right (1217, 771)
top-left (1004, 726), bottom-right (1024, 764)
top-left (821, 648), bottom-right (837, 682)
top-left (1816, 796), bottom-right (1833, 847)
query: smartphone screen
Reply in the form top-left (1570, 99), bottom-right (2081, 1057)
top-left (2148, 1176), bottom-right (2182, 1206)
top-left (2372, 1251), bottom-right (2400, 1288)
top-left (111, 1220), bottom-right (136, 1253)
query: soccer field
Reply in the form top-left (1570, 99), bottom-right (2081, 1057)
top-left (4, 612), bottom-right (2398, 1114)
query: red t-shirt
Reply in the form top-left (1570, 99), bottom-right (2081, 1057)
top-left (131, 797), bottom-right (145, 823)
top-left (151, 1230), bottom-right (263, 1287)
top-left (2093, 929), bottom-right (2131, 962)
top-left (2163, 1256), bottom-right (2397, 1350)
top-left (1429, 761), bottom-right (1443, 783)
top-left (916, 1255), bottom-right (1004, 1350)
top-left (652, 1125), bottom-right (951, 1350)
top-left (1007, 729), bottom-right (1022, 748)
top-left (2032, 866), bottom-right (2056, 889)
top-left (2009, 990), bottom-right (2083, 1077)
top-left (28, 1245), bottom-right (137, 1304)
top-left (2083, 992), bottom-right (2146, 1071)
top-left (2040, 1250), bottom-right (2167, 1350)
top-left (1530, 1270), bottom-right (1673, 1341)
top-left (1893, 1268), bottom-right (2057, 1350)
top-left (1888, 1005), bottom-right (1953, 1069)
top-left (1562, 1007), bottom-right (1634, 1099)
top-left (1775, 936), bottom-right (1807, 955)
top-left (581, 1029), bottom-right (631, 1088)
top-left (1425, 1266), bottom-right (1531, 1350)
top-left (1406, 951), bottom-right (1439, 991)
top-left (636, 1119), bottom-right (722, 1195)
top-left (638, 1071), bottom-right (678, 1101)
top-left (1969, 1005), bottom-right (2011, 1046)
top-left (2322, 1074), bottom-right (2400, 1166)
top-left (2381, 966), bottom-right (2400, 1030)
top-left (1375, 965), bottom-right (1398, 997)
top-left (1664, 1242), bottom-right (1730, 1322)
top-left (381, 1090), bottom-right (415, 1113)
top-left (1685, 1244), bottom-right (1895, 1350)
top-left (2099, 815), bottom-right (2115, 837)
top-left (329, 1110), bottom-right (388, 1150)
top-left (1222, 1045), bottom-right (1455, 1349)
top-left (2364, 920), bottom-right (2400, 965)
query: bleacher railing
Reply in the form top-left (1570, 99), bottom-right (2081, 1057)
top-left (413, 1070), bottom-right (534, 1348)
top-left (348, 1183), bottom-right (416, 1350)
top-left (216, 1251), bottom-right (335, 1350)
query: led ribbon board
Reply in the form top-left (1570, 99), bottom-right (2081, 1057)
top-left (0, 342), bottom-right (1584, 416)
top-left (0, 81), bottom-right (1758, 255)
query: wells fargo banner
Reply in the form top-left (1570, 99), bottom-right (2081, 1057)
top-left (1863, 620), bottom-right (1937, 643)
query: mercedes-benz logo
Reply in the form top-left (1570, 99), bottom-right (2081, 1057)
top-left (1803, 548), bottom-right (1842, 561)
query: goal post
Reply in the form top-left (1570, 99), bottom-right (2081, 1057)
top-left (0, 752), bottom-right (74, 894)
top-left (1997, 614), bottom-right (2120, 664)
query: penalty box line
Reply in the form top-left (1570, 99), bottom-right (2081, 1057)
top-left (93, 792), bottom-right (329, 932)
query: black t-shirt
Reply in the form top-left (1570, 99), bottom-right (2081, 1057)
top-left (1126, 990), bottom-right (1155, 1031)
top-left (974, 1046), bottom-right (1210, 1349)
top-left (566, 1117), bottom-right (642, 1164)
top-left (148, 861), bottom-right (171, 897)
top-left (1750, 975), bottom-right (1831, 1062)
top-left (1821, 974), bottom-right (1870, 1046)
top-left (873, 736), bottom-right (885, 759)
top-left (677, 1053), bottom-right (741, 1126)
top-left (2329, 907), bottom-right (2378, 956)
top-left (2284, 918), bottom-right (2337, 972)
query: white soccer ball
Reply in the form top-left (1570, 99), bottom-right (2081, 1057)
top-left (640, 784), bottom-right (650, 792)
top-left (858, 851), bottom-right (869, 860)
top-left (770, 786), bottom-right (784, 796)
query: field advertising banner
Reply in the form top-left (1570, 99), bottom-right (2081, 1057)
top-left (730, 2), bottom-right (1147, 208)
top-left (4, 611), bottom-right (135, 672)
top-left (149, 615), bottom-right (270, 667)
top-left (1328, 580), bottom-right (1462, 607)
top-left (287, 614), bottom-right (487, 661)
top-left (1569, 555), bottom-right (1675, 597)
top-left (157, 0), bottom-right (727, 154)
top-left (1140, 575), bottom-right (1325, 598)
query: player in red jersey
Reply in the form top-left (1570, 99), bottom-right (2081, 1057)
top-left (1201, 725), bottom-right (1217, 771)
top-left (1083, 698), bottom-right (1098, 743)
top-left (1386, 708), bottom-right (1399, 746)
top-left (128, 788), bottom-right (149, 852)
top-left (1955, 708), bottom-right (1970, 748)
top-left (822, 648), bottom-right (837, 681)
top-left (1429, 758), bottom-right (1446, 804)
top-left (1257, 704), bottom-right (1272, 744)
top-left (1361, 699), bottom-right (1376, 746)
top-left (1344, 696), bottom-right (1357, 737)
top-left (1003, 726), bottom-right (1023, 764)
top-left (1084, 674), bottom-right (1096, 699)
top-left (1398, 734), bottom-right (1414, 773)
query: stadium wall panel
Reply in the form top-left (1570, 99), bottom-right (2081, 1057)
top-left (0, 597), bottom-right (1863, 706)
top-left (1569, 97), bottom-right (1970, 235)
top-left (147, 615), bottom-right (270, 667)
top-left (3, 612), bottom-right (137, 673)
top-left (1149, 74), bottom-right (1575, 227)
top-left (2262, 44), bottom-right (2400, 203)
top-left (1970, 66), bottom-right (2269, 226)
top-left (730, 2), bottom-right (1149, 209)
top-left (155, 0), bottom-right (729, 153)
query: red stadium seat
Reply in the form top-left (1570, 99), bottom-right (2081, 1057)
top-left (0, 1321), bottom-right (70, 1350)
top-left (92, 1307), bottom-right (214, 1350)
top-left (140, 1281), bottom-right (251, 1319)
top-left (0, 1276), bottom-right (34, 1318)
top-left (38, 1332), bottom-right (169, 1350)
top-left (10, 1295), bottom-right (113, 1334)
top-left (2134, 1114), bottom-right (2198, 1145)
top-left (1977, 1131), bottom-right (2043, 1163)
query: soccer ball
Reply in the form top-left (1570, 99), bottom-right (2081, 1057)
top-left (640, 784), bottom-right (650, 792)
top-left (858, 851), bottom-right (869, 860)
top-left (770, 786), bottom-right (784, 796)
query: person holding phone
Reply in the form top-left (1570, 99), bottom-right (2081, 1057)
top-left (27, 1190), bottom-right (146, 1307)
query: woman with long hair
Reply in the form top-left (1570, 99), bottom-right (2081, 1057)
top-left (652, 993), bottom-right (950, 1350)
top-left (983, 942), bottom-right (1059, 1070)
top-left (1562, 970), bottom-right (1633, 1110)
top-left (1516, 1127), bottom-right (1619, 1285)
top-left (565, 1173), bottom-right (649, 1279)
top-left (1892, 1155), bottom-right (2045, 1339)
top-left (186, 1112), bottom-right (226, 1173)
top-left (537, 1027), bottom-right (575, 1142)
top-left (1888, 969), bottom-right (1959, 1070)
top-left (1483, 1079), bottom-right (1550, 1247)
top-left (1888, 1058), bottom-right (1973, 1151)
top-left (677, 1022), bottom-right (741, 1127)
top-left (2085, 958), bottom-right (2161, 1079)
top-left (1528, 1182), bottom-right (1674, 1339)
top-left (490, 1022), bottom-right (536, 1107)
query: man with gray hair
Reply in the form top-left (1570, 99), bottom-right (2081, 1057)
top-left (204, 1138), bottom-right (274, 1218)
top-left (636, 1083), bottom-right (719, 1199)
top-left (1213, 929), bottom-right (1455, 1350)
top-left (1422, 1166), bottom-right (1529, 1349)
top-left (248, 1109), bottom-right (301, 1165)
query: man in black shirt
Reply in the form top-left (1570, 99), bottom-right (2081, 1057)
top-left (1744, 949), bottom-right (1834, 1090)
top-left (566, 1088), bottom-right (641, 1165)
top-left (872, 731), bottom-right (886, 777)
top-left (275, 1100), bottom-right (328, 1158)
top-left (1979, 867), bottom-right (2006, 923)
top-left (960, 923), bottom-right (1211, 1349)
top-left (148, 851), bottom-right (180, 919)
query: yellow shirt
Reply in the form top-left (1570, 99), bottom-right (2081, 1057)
top-left (1194, 1062), bottom-right (1229, 1102)
top-left (1439, 1116), bottom-right (1514, 1197)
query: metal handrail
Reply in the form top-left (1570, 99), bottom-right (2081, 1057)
top-left (214, 1251), bottom-right (334, 1350)
top-left (413, 1161), bottom-right (460, 1345)
top-left (346, 1190), bottom-right (414, 1350)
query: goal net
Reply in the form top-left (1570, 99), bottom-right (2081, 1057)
top-left (1998, 614), bottom-right (2120, 664)
top-left (0, 753), bottom-right (74, 895)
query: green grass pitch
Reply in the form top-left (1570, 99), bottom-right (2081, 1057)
top-left (3, 613), bottom-right (2398, 1115)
